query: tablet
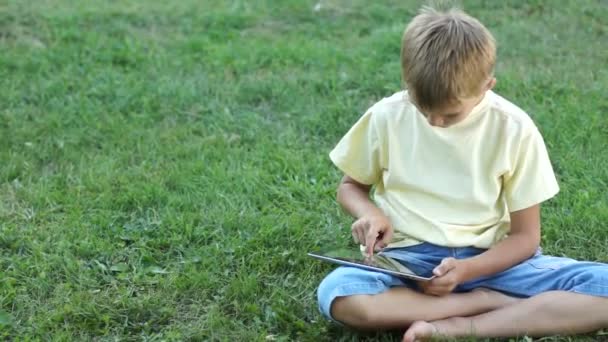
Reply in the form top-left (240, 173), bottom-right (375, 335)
top-left (308, 248), bottom-right (434, 281)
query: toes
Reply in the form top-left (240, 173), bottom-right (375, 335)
top-left (402, 325), bottom-right (417, 342)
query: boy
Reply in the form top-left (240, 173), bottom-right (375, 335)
top-left (317, 6), bottom-right (608, 341)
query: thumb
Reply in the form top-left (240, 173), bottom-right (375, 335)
top-left (433, 257), bottom-right (456, 276)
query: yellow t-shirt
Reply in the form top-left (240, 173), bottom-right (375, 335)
top-left (330, 90), bottom-right (559, 249)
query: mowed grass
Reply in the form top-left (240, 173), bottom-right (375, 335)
top-left (0, 0), bottom-right (606, 340)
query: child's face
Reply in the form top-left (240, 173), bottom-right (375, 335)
top-left (419, 78), bottom-right (496, 128)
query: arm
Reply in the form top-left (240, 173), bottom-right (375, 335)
top-left (460, 204), bottom-right (541, 281)
top-left (337, 175), bottom-right (384, 219)
top-left (424, 204), bottom-right (540, 296)
top-left (427, 126), bottom-right (557, 296)
top-left (337, 175), bottom-right (394, 254)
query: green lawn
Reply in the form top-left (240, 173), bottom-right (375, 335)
top-left (1, 0), bottom-right (606, 340)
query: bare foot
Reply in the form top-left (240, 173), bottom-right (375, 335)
top-left (402, 321), bottom-right (437, 342)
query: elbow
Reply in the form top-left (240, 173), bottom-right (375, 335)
top-left (510, 229), bottom-right (541, 259)
top-left (530, 227), bottom-right (542, 252)
top-left (528, 239), bottom-right (541, 258)
top-left (523, 230), bottom-right (541, 258)
top-left (336, 176), bottom-right (352, 206)
top-left (335, 175), bottom-right (372, 209)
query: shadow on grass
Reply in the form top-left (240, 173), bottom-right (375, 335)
top-left (325, 324), bottom-right (605, 342)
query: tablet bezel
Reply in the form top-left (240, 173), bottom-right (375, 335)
top-left (308, 251), bottom-right (435, 282)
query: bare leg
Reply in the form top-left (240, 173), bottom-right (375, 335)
top-left (331, 287), bottom-right (519, 329)
top-left (403, 291), bottom-right (608, 341)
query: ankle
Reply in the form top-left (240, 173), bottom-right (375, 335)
top-left (434, 316), bottom-right (473, 337)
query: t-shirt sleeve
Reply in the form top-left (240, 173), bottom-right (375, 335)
top-left (503, 127), bottom-right (560, 212)
top-left (329, 110), bottom-right (383, 185)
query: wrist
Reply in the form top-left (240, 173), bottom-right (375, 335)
top-left (367, 210), bottom-right (389, 220)
top-left (458, 258), bottom-right (481, 282)
top-left (363, 212), bottom-right (391, 225)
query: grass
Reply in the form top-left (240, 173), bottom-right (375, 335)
top-left (0, 0), bottom-right (606, 340)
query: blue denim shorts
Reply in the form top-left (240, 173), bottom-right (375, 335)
top-left (317, 242), bottom-right (608, 321)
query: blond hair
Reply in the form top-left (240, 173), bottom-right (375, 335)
top-left (401, 6), bottom-right (496, 110)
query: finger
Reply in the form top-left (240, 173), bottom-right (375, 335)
top-left (351, 222), bottom-right (358, 243)
top-left (356, 227), bottom-right (366, 247)
top-left (418, 282), bottom-right (431, 294)
top-left (380, 227), bottom-right (393, 247)
top-left (428, 277), bottom-right (457, 292)
top-left (375, 237), bottom-right (390, 251)
top-left (402, 329), bottom-right (415, 342)
top-left (426, 284), bottom-right (451, 296)
top-left (429, 273), bottom-right (455, 286)
top-left (429, 283), bottom-right (454, 295)
top-left (357, 220), bottom-right (369, 245)
top-left (429, 289), bottom-right (450, 297)
top-left (374, 237), bottom-right (388, 251)
top-left (433, 257), bottom-right (456, 276)
top-left (351, 221), bottom-right (364, 243)
top-left (365, 227), bottom-right (379, 255)
top-left (351, 222), bottom-right (360, 244)
top-left (427, 278), bottom-right (453, 293)
top-left (351, 228), bottom-right (359, 244)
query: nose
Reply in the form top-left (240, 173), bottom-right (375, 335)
top-left (428, 115), bottom-right (444, 127)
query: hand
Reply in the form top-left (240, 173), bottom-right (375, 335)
top-left (351, 215), bottom-right (394, 256)
top-left (419, 257), bottom-right (468, 296)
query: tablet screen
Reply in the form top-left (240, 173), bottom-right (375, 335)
top-left (308, 248), bottom-right (434, 281)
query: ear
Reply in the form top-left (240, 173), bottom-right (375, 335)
top-left (486, 77), bottom-right (497, 91)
